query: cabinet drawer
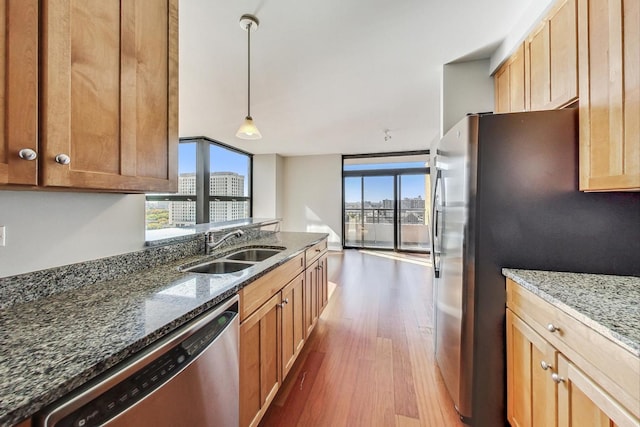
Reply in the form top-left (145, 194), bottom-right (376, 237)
top-left (506, 279), bottom-right (640, 418)
top-left (305, 239), bottom-right (327, 266)
top-left (239, 253), bottom-right (305, 322)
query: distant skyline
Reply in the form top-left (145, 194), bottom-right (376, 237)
top-left (178, 142), bottom-right (250, 194)
top-left (345, 174), bottom-right (426, 203)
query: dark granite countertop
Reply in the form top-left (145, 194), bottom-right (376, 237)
top-left (0, 232), bottom-right (327, 427)
top-left (503, 268), bottom-right (640, 357)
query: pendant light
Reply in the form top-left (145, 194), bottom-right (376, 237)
top-left (236, 14), bottom-right (262, 140)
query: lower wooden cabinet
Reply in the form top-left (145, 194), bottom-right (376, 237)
top-left (240, 292), bottom-right (281, 427)
top-left (507, 309), bottom-right (557, 427)
top-left (281, 273), bottom-right (305, 379)
top-left (557, 354), bottom-right (637, 427)
top-left (304, 252), bottom-right (328, 337)
top-left (506, 279), bottom-right (639, 427)
top-left (240, 239), bottom-right (329, 427)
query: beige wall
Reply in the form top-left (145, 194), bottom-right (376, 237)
top-left (281, 155), bottom-right (342, 250)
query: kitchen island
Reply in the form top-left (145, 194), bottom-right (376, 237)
top-left (0, 231), bottom-right (327, 426)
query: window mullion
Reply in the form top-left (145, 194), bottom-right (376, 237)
top-left (196, 139), bottom-right (210, 224)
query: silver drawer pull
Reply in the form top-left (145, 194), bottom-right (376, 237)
top-left (546, 323), bottom-right (560, 333)
top-left (18, 148), bottom-right (37, 160)
top-left (540, 360), bottom-right (552, 370)
top-left (551, 373), bottom-right (564, 384)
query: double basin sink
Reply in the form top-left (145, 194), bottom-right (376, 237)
top-left (181, 247), bottom-right (285, 274)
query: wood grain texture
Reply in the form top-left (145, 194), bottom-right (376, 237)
top-left (507, 279), bottom-right (639, 420)
top-left (527, 22), bottom-right (551, 111)
top-left (281, 273), bottom-right (305, 379)
top-left (0, 0), bottom-right (38, 185)
top-left (39, 0), bottom-right (178, 192)
top-left (509, 44), bottom-right (527, 112)
top-left (548, 0), bottom-right (578, 107)
top-left (240, 253), bottom-right (305, 321)
top-left (240, 292), bottom-right (282, 427)
top-left (578, 0), bottom-right (640, 191)
top-left (494, 65), bottom-right (510, 113)
top-left (506, 309), bottom-right (558, 427)
top-left (558, 354), bottom-right (636, 427)
top-left (260, 250), bottom-right (464, 427)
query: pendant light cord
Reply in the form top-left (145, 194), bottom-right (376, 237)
top-left (247, 22), bottom-right (252, 118)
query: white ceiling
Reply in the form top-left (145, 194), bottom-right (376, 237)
top-left (179, 0), bottom-right (534, 157)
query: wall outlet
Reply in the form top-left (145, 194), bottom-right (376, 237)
top-left (0, 225), bottom-right (5, 246)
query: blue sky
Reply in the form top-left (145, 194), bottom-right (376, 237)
top-left (178, 143), bottom-right (249, 175)
top-left (344, 174), bottom-right (426, 203)
top-left (179, 145), bottom-right (427, 202)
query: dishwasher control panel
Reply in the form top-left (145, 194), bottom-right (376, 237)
top-left (50, 307), bottom-right (237, 427)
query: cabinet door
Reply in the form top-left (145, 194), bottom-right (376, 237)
top-left (527, 22), bottom-right (551, 111)
top-left (281, 272), bottom-right (305, 379)
top-left (509, 44), bottom-right (527, 112)
top-left (494, 64), bottom-right (510, 113)
top-left (548, 0), bottom-right (578, 108)
top-left (506, 309), bottom-right (558, 427)
top-left (240, 293), bottom-right (281, 427)
top-left (494, 44), bottom-right (526, 113)
top-left (318, 253), bottom-right (329, 313)
top-left (0, 0), bottom-right (38, 185)
top-left (40, 0), bottom-right (178, 192)
top-left (557, 354), bottom-right (638, 427)
top-left (578, 0), bottom-right (640, 191)
top-left (304, 260), bottom-right (319, 337)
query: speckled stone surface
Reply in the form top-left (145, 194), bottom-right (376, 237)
top-left (0, 231), bottom-right (327, 427)
top-left (503, 269), bottom-right (640, 357)
top-left (0, 237), bottom-right (204, 309)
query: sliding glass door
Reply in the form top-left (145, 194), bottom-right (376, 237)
top-left (398, 174), bottom-right (429, 251)
top-left (343, 153), bottom-right (430, 253)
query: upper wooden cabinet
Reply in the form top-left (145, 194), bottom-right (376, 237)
top-left (494, 43), bottom-right (526, 113)
top-left (1, 0), bottom-right (178, 193)
top-left (526, 0), bottom-right (578, 111)
top-left (578, 0), bottom-right (640, 191)
top-left (0, 0), bottom-right (38, 186)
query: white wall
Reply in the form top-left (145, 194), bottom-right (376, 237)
top-left (282, 155), bottom-right (342, 250)
top-left (253, 154), bottom-right (277, 218)
top-left (441, 59), bottom-right (495, 136)
top-left (0, 192), bottom-right (145, 277)
top-left (253, 153), bottom-right (285, 219)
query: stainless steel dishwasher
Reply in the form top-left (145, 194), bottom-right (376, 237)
top-left (38, 295), bottom-right (239, 427)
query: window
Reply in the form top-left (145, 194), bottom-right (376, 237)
top-left (342, 152), bottom-right (430, 252)
top-left (146, 137), bottom-right (252, 231)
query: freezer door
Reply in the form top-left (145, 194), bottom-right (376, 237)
top-left (434, 116), bottom-right (476, 420)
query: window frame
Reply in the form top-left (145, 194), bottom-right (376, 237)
top-left (146, 136), bottom-right (253, 225)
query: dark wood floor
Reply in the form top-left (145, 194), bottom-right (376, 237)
top-left (259, 249), bottom-right (465, 427)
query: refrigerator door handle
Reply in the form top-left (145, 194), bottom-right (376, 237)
top-left (432, 169), bottom-right (443, 278)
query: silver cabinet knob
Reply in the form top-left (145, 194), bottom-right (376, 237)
top-left (18, 148), bottom-right (37, 161)
top-left (547, 323), bottom-right (560, 333)
top-left (540, 360), bottom-right (552, 370)
top-left (55, 154), bottom-right (71, 165)
top-left (278, 298), bottom-right (289, 308)
top-left (551, 373), bottom-right (564, 384)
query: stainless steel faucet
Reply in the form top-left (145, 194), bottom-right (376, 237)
top-left (206, 229), bottom-right (245, 253)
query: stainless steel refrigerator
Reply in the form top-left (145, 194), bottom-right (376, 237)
top-left (430, 108), bottom-right (640, 426)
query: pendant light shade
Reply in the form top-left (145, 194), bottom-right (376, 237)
top-left (237, 14), bottom-right (262, 140)
top-left (236, 116), bottom-right (262, 139)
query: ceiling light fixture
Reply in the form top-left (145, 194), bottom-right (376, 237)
top-left (236, 14), bottom-right (262, 140)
